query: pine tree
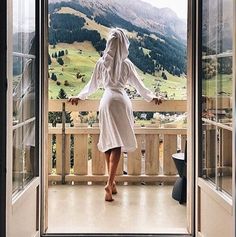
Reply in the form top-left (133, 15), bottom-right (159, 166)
top-left (161, 72), bottom-right (167, 80)
top-left (48, 54), bottom-right (52, 65)
top-left (57, 57), bottom-right (64, 66)
top-left (48, 89), bottom-right (72, 126)
top-left (51, 73), bottom-right (57, 81)
top-left (57, 88), bottom-right (67, 99)
top-left (51, 72), bottom-right (55, 80)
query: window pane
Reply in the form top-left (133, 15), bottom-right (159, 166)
top-left (201, 0), bottom-right (233, 197)
top-left (13, 121), bottom-right (36, 194)
top-left (12, 0), bottom-right (37, 194)
top-left (13, 57), bottom-right (36, 124)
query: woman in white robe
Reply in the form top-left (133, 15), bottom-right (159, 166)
top-left (69, 28), bottom-right (162, 201)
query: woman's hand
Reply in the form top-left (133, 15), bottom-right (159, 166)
top-left (68, 96), bottom-right (81, 105)
top-left (152, 96), bottom-right (163, 105)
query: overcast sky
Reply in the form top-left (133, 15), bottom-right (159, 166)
top-left (141, 0), bottom-right (188, 20)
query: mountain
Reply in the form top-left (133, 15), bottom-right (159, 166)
top-left (82, 0), bottom-right (186, 40)
top-left (50, 0), bottom-right (187, 41)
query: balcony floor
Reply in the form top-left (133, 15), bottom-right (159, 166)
top-left (47, 184), bottom-right (188, 234)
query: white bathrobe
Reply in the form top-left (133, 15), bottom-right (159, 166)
top-left (77, 28), bottom-right (156, 152)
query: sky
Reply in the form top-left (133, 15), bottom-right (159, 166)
top-left (141, 0), bottom-right (188, 20)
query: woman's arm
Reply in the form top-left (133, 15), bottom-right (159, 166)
top-left (127, 60), bottom-right (158, 102)
top-left (68, 60), bottom-right (102, 105)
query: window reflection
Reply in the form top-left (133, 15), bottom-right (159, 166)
top-left (13, 122), bottom-right (36, 193)
top-left (12, 0), bottom-right (37, 194)
top-left (201, 0), bottom-right (233, 196)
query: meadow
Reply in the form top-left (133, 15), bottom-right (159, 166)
top-left (48, 42), bottom-right (187, 100)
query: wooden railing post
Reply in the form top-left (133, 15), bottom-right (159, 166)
top-left (74, 134), bottom-right (88, 175)
top-left (163, 134), bottom-right (177, 175)
top-left (145, 134), bottom-right (159, 175)
top-left (91, 134), bottom-right (105, 175)
top-left (61, 102), bottom-right (66, 184)
top-left (48, 134), bottom-right (52, 175)
top-left (128, 135), bottom-right (142, 175)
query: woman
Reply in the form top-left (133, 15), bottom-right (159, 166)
top-left (69, 28), bottom-right (162, 201)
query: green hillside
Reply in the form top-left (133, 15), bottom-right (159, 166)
top-left (49, 42), bottom-right (187, 99)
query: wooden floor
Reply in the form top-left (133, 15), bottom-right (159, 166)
top-left (47, 184), bottom-right (188, 234)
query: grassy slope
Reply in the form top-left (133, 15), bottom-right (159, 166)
top-left (49, 42), bottom-right (187, 99)
top-left (49, 42), bottom-right (101, 99)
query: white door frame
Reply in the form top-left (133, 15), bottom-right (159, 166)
top-left (187, 0), bottom-right (197, 234)
top-left (195, 0), bottom-right (236, 236)
top-left (0, 0), bottom-right (7, 236)
top-left (6, 0), bottom-right (14, 234)
top-left (41, 0), bottom-right (196, 235)
top-left (40, 0), bottom-right (49, 233)
top-left (233, 0), bottom-right (236, 236)
top-left (6, 0), bottom-right (42, 236)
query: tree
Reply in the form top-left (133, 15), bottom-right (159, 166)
top-left (58, 88), bottom-right (67, 98)
top-left (57, 57), bottom-right (64, 66)
top-left (161, 72), bottom-right (167, 80)
top-left (65, 49), bottom-right (68, 55)
top-left (48, 54), bottom-right (52, 65)
top-left (64, 80), bottom-right (69, 86)
top-left (51, 72), bottom-right (57, 81)
top-left (54, 52), bottom-right (58, 58)
top-left (48, 88), bottom-right (72, 126)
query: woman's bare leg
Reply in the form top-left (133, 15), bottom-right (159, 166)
top-left (108, 147), bottom-right (121, 186)
top-left (105, 149), bottom-right (118, 194)
top-left (105, 149), bottom-right (111, 174)
top-left (105, 147), bottom-right (121, 201)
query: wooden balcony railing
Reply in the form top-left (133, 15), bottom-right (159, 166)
top-left (48, 99), bottom-right (187, 184)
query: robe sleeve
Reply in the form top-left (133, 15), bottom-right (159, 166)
top-left (127, 61), bottom-right (156, 102)
top-left (77, 61), bottom-right (102, 100)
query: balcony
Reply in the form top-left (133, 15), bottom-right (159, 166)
top-left (47, 99), bottom-right (187, 183)
top-left (47, 99), bottom-right (188, 233)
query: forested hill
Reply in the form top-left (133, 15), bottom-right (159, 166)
top-left (48, 0), bottom-right (187, 76)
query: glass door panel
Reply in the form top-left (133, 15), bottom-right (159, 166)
top-left (200, 0), bottom-right (233, 197)
top-left (6, 0), bottom-right (42, 235)
top-left (12, 0), bottom-right (38, 194)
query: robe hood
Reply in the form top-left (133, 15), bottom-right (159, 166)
top-left (102, 28), bottom-right (130, 84)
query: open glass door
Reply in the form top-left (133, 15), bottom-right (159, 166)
top-left (196, 0), bottom-right (235, 236)
top-left (6, 0), bottom-right (42, 236)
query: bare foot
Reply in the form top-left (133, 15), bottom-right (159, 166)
top-left (105, 184), bottom-right (114, 202)
top-left (112, 181), bottom-right (118, 195)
